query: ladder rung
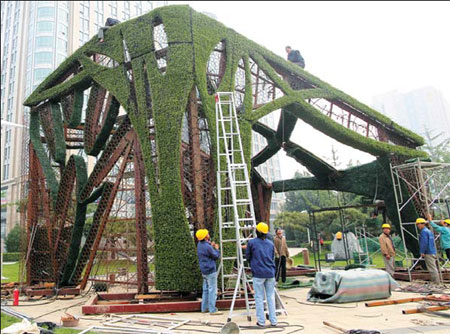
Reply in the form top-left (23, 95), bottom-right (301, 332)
top-left (223, 257), bottom-right (237, 260)
top-left (223, 274), bottom-right (238, 278)
top-left (233, 181), bottom-right (248, 185)
top-left (236, 199), bottom-right (251, 204)
top-left (238, 218), bottom-right (254, 221)
top-left (230, 163), bottom-right (246, 168)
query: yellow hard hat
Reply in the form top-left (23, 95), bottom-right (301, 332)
top-left (196, 229), bottom-right (208, 240)
top-left (256, 222), bottom-right (269, 234)
top-left (382, 224), bottom-right (391, 229)
top-left (336, 232), bottom-right (343, 240)
top-left (416, 218), bottom-right (427, 224)
top-left (444, 219), bottom-right (450, 225)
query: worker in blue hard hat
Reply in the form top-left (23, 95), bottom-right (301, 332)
top-left (245, 222), bottom-right (277, 328)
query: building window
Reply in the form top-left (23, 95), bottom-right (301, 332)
top-left (34, 68), bottom-right (52, 81)
top-left (37, 7), bottom-right (55, 18)
top-left (58, 8), bottom-right (68, 23)
top-left (36, 36), bottom-right (53, 48)
top-left (123, 1), bottom-right (130, 20)
top-left (57, 38), bottom-right (67, 53)
top-left (35, 51), bottom-right (53, 65)
top-left (56, 54), bottom-right (66, 66)
top-left (58, 23), bottom-right (67, 37)
top-left (37, 21), bottom-right (54, 33)
top-left (109, 1), bottom-right (117, 17)
top-left (134, 2), bottom-right (142, 16)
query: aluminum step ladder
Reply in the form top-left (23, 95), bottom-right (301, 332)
top-left (215, 92), bottom-right (287, 322)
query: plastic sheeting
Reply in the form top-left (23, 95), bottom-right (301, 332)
top-left (307, 269), bottom-right (399, 303)
top-left (331, 231), bottom-right (363, 260)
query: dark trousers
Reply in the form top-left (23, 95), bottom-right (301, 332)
top-left (446, 248), bottom-right (450, 260)
top-left (275, 256), bottom-right (287, 283)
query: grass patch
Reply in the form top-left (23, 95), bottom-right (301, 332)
top-left (1, 262), bottom-right (20, 283)
top-left (1, 312), bottom-right (21, 329)
top-left (1, 313), bottom-right (87, 333)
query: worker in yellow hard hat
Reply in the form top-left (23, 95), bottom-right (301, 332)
top-left (378, 223), bottom-right (395, 276)
top-left (416, 217), bottom-right (440, 284)
top-left (427, 214), bottom-right (450, 261)
top-left (246, 222), bottom-right (277, 328)
top-left (196, 229), bottom-right (222, 315)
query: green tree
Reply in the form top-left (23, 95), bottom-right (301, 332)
top-left (273, 211), bottom-right (309, 243)
top-left (421, 128), bottom-right (450, 163)
top-left (5, 224), bottom-right (24, 253)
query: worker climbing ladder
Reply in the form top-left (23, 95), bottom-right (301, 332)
top-left (215, 92), bottom-right (286, 322)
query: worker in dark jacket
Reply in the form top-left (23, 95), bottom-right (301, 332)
top-left (246, 222), bottom-right (277, 328)
top-left (196, 229), bottom-right (222, 315)
top-left (285, 46), bottom-right (305, 68)
top-left (416, 218), bottom-right (440, 283)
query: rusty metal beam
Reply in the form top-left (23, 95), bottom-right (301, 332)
top-left (188, 87), bottom-right (205, 228)
top-left (132, 135), bottom-right (149, 295)
top-left (78, 140), bottom-right (134, 289)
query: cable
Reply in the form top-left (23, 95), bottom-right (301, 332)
top-left (280, 294), bottom-right (359, 309)
top-left (32, 299), bottom-right (87, 320)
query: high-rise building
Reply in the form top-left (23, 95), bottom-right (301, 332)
top-left (252, 111), bottom-right (285, 222)
top-left (372, 87), bottom-right (450, 143)
top-left (0, 1), bottom-right (167, 246)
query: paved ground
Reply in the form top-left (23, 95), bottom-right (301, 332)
top-left (5, 279), bottom-right (449, 334)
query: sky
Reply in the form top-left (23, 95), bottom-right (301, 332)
top-left (172, 1), bottom-right (450, 179)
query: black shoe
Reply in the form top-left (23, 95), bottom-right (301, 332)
top-left (256, 322), bottom-right (265, 328)
top-left (270, 323), bottom-right (277, 327)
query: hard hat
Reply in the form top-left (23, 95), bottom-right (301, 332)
top-left (444, 219), bottom-right (450, 225)
top-left (382, 223), bottom-right (391, 229)
top-left (336, 232), bottom-right (343, 240)
top-left (196, 229), bottom-right (208, 240)
top-left (256, 222), bottom-right (269, 234)
top-left (416, 218), bottom-right (427, 224)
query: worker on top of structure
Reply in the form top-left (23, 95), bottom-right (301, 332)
top-left (427, 214), bottom-right (450, 260)
top-left (196, 229), bottom-right (222, 315)
top-left (246, 222), bottom-right (277, 328)
top-left (285, 46), bottom-right (305, 68)
top-left (98, 17), bottom-right (121, 43)
top-left (416, 218), bottom-right (440, 284)
top-left (378, 223), bottom-right (396, 276)
top-left (274, 228), bottom-right (290, 284)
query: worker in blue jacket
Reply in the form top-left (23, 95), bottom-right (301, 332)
top-left (428, 214), bottom-right (450, 260)
top-left (416, 218), bottom-right (440, 283)
top-left (246, 222), bottom-right (277, 328)
top-left (196, 229), bottom-right (222, 315)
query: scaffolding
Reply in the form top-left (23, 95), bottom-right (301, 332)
top-left (309, 203), bottom-right (385, 271)
top-left (390, 159), bottom-right (450, 282)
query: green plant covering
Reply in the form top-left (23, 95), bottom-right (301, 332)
top-left (24, 5), bottom-right (427, 291)
top-left (272, 156), bottom-right (421, 256)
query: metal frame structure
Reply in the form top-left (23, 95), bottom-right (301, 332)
top-left (390, 159), bottom-right (450, 281)
top-left (309, 203), bottom-right (385, 271)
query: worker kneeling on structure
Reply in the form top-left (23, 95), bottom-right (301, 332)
top-left (416, 218), bottom-right (440, 284)
top-left (379, 223), bottom-right (396, 276)
top-left (196, 229), bottom-right (222, 315)
top-left (245, 222), bottom-right (277, 328)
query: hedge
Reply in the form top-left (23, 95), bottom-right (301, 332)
top-left (2, 253), bottom-right (22, 262)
